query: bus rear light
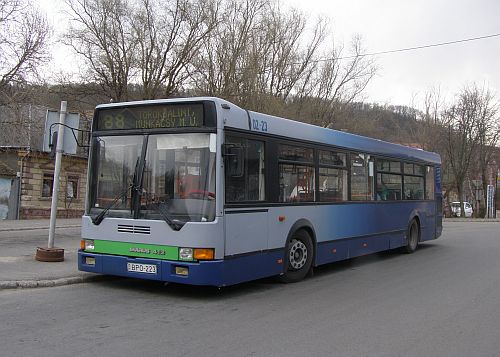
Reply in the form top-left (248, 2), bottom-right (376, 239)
top-left (194, 248), bottom-right (214, 260)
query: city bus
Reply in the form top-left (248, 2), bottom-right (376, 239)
top-left (79, 97), bottom-right (443, 286)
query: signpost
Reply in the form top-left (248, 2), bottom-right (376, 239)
top-left (486, 184), bottom-right (494, 219)
top-left (36, 101), bottom-right (68, 262)
top-left (42, 109), bottom-right (80, 155)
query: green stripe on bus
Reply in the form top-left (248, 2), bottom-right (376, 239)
top-left (89, 240), bottom-right (179, 260)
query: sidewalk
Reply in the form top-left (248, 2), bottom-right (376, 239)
top-left (443, 217), bottom-right (500, 222)
top-left (0, 218), bottom-right (81, 232)
top-left (0, 218), bottom-right (108, 290)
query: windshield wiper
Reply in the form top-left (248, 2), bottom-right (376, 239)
top-left (130, 157), bottom-right (140, 215)
top-left (91, 185), bottom-right (133, 225)
top-left (150, 200), bottom-right (185, 231)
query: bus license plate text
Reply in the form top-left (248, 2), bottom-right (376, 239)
top-left (127, 262), bottom-right (157, 274)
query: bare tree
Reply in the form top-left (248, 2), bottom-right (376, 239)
top-left (132, 0), bottom-right (219, 99)
top-left (473, 85), bottom-right (499, 217)
top-left (416, 87), bottom-right (444, 152)
top-left (442, 85), bottom-right (485, 218)
top-left (192, 0), bottom-right (267, 102)
top-left (64, 0), bottom-right (136, 102)
top-left (0, 0), bottom-right (50, 101)
top-left (64, 0), bottom-right (219, 101)
top-left (191, 0), bottom-right (331, 115)
top-left (301, 35), bottom-right (377, 127)
top-left (257, 4), bottom-right (326, 100)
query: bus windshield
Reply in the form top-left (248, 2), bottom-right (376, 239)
top-left (89, 133), bottom-right (216, 223)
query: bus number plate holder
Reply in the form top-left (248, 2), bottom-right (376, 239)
top-left (127, 262), bottom-right (157, 274)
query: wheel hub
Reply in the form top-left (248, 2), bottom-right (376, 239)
top-left (289, 239), bottom-right (308, 270)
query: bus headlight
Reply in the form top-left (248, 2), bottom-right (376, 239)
top-left (84, 240), bottom-right (95, 251)
top-left (179, 248), bottom-right (215, 261)
top-left (179, 248), bottom-right (193, 261)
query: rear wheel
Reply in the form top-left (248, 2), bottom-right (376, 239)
top-left (279, 230), bottom-right (313, 283)
top-left (403, 219), bottom-right (419, 254)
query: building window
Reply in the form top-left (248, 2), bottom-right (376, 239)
top-left (67, 176), bottom-right (79, 199)
top-left (42, 174), bottom-right (54, 198)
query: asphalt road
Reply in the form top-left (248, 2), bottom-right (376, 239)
top-left (1, 222), bottom-right (499, 357)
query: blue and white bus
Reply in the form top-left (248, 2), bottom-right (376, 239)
top-left (79, 97), bottom-right (442, 286)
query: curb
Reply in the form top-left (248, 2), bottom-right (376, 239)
top-left (0, 274), bottom-right (113, 290)
top-left (0, 225), bottom-right (81, 232)
top-left (443, 219), bottom-right (500, 223)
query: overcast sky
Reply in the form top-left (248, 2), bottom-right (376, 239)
top-left (39, 0), bottom-right (500, 108)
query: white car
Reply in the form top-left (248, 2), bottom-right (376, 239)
top-left (451, 202), bottom-right (473, 218)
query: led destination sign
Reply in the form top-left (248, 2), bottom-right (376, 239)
top-left (96, 103), bottom-right (204, 130)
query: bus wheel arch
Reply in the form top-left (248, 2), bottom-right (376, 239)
top-left (279, 220), bottom-right (316, 283)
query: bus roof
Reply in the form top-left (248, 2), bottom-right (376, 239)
top-left (95, 97), bottom-right (441, 165)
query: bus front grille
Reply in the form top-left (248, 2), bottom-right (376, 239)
top-left (117, 225), bottom-right (151, 235)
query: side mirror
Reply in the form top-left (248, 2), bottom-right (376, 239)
top-left (224, 145), bottom-right (244, 177)
top-left (96, 138), bottom-right (105, 162)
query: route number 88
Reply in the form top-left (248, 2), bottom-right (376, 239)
top-left (103, 114), bottom-right (125, 129)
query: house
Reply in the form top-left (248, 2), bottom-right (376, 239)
top-left (0, 102), bottom-right (90, 219)
top-left (0, 147), bottom-right (88, 219)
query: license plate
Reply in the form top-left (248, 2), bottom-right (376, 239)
top-left (127, 262), bottom-right (157, 274)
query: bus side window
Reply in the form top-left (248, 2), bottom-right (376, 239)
top-left (225, 137), bottom-right (265, 202)
top-left (350, 153), bottom-right (374, 201)
top-left (278, 144), bottom-right (315, 203)
top-left (425, 166), bottom-right (435, 200)
top-left (376, 159), bottom-right (402, 201)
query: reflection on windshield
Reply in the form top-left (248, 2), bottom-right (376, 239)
top-left (88, 133), bottom-right (216, 223)
top-left (93, 136), bottom-right (142, 211)
top-left (141, 134), bottom-right (216, 222)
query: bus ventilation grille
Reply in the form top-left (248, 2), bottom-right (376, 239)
top-left (117, 225), bottom-right (151, 235)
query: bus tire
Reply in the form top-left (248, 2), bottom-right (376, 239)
top-left (279, 229), bottom-right (314, 283)
top-left (403, 219), bottom-right (419, 254)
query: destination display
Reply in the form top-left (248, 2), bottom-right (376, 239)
top-left (96, 103), bottom-right (204, 130)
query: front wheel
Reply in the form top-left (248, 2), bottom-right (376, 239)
top-left (279, 230), bottom-right (314, 283)
top-left (403, 219), bottom-right (419, 254)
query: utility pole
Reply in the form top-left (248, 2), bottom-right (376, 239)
top-left (36, 101), bottom-right (67, 262)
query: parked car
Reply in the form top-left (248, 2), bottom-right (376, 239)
top-left (451, 201), bottom-right (473, 217)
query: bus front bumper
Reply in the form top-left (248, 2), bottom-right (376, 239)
top-left (78, 249), bottom-right (284, 287)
